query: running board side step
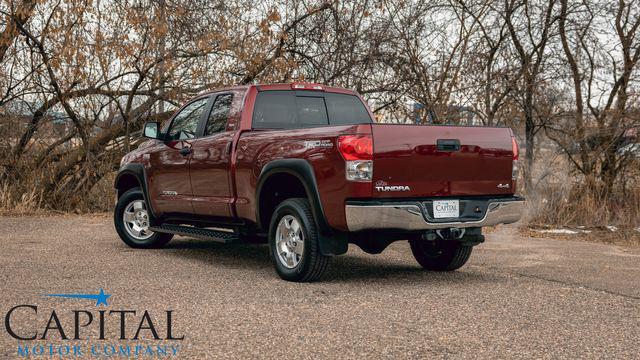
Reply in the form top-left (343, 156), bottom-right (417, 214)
top-left (149, 224), bottom-right (239, 243)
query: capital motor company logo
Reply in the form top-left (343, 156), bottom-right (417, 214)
top-left (3, 289), bottom-right (184, 358)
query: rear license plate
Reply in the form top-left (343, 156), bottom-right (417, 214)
top-left (433, 200), bottom-right (460, 219)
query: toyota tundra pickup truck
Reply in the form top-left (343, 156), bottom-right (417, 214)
top-left (114, 83), bottom-right (524, 282)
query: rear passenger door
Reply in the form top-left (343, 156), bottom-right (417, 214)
top-left (188, 93), bottom-right (236, 217)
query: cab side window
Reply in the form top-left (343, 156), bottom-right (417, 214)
top-left (204, 94), bottom-right (234, 136)
top-left (166, 98), bottom-right (208, 141)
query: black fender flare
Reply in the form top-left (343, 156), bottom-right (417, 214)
top-left (256, 159), bottom-right (348, 256)
top-left (114, 163), bottom-right (158, 221)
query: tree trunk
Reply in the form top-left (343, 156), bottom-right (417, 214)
top-left (523, 73), bottom-right (535, 193)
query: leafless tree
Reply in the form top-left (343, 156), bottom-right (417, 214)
top-left (0, 0), bottom-right (638, 216)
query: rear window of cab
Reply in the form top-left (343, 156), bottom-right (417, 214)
top-left (252, 90), bottom-right (372, 129)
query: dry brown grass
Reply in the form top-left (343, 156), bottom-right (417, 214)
top-left (0, 170), bottom-right (116, 215)
top-left (526, 183), bottom-right (640, 228)
top-left (522, 145), bottom-right (640, 245)
top-left (0, 182), bottom-right (46, 215)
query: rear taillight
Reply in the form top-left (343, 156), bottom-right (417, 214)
top-left (338, 135), bottom-right (372, 160)
top-left (338, 135), bottom-right (373, 181)
top-left (512, 136), bottom-right (519, 181)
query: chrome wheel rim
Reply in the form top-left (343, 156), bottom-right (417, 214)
top-left (275, 215), bottom-right (304, 269)
top-left (122, 200), bottom-right (154, 241)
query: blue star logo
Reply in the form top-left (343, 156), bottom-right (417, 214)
top-left (44, 288), bottom-right (111, 306)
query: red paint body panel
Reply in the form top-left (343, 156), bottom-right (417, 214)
top-left (189, 89), bottom-right (246, 217)
top-left (119, 83), bottom-right (517, 233)
top-left (371, 124), bottom-right (515, 197)
top-left (234, 125), bottom-right (372, 231)
top-left (189, 131), bottom-right (234, 216)
top-left (146, 139), bottom-right (195, 215)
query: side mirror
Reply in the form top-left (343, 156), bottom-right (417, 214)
top-left (143, 122), bottom-right (160, 139)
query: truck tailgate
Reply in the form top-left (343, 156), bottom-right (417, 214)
top-left (371, 124), bottom-right (515, 197)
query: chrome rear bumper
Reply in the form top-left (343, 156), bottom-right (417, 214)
top-left (345, 197), bottom-right (525, 232)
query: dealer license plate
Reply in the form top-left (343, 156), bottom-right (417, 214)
top-left (433, 200), bottom-right (460, 219)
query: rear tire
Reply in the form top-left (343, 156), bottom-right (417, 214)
top-left (268, 198), bottom-right (330, 282)
top-left (114, 188), bottom-right (173, 249)
top-left (409, 240), bottom-right (472, 271)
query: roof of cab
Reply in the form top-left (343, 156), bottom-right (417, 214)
top-left (198, 83), bottom-right (356, 96)
top-left (256, 83), bottom-right (356, 94)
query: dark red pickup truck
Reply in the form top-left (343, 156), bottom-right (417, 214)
top-left (114, 83), bottom-right (524, 281)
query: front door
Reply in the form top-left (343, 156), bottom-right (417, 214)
top-left (189, 93), bottom-right (235, 217)
top-left (146, 97), bottom-right (210, 216)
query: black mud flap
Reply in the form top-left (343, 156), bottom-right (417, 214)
top-left (319, 232), bottom-right (349, 256)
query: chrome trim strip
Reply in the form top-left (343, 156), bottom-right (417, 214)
top-left (345, 200), bottom-right (525, 232)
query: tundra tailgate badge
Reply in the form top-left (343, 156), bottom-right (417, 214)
top-left (375, 185), bottom-right (411, 192)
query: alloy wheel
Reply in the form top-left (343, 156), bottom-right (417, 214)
top-left (275, 215), bottom-right (305, 268)
top-left (122, 199), bottom-right (154, 240)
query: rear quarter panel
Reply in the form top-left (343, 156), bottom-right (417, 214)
top-left (234, 125), bottom-right (372, 231)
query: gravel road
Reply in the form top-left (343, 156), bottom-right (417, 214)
top-left (1, 215), bottom-right (638, 359)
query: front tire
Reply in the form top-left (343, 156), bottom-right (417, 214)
top-left (268, 198), bottom-right (330, 282)
top-left (114, 188), bottom-right (173, 249)
top-left (409, 240), bottom-right (472, 271)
